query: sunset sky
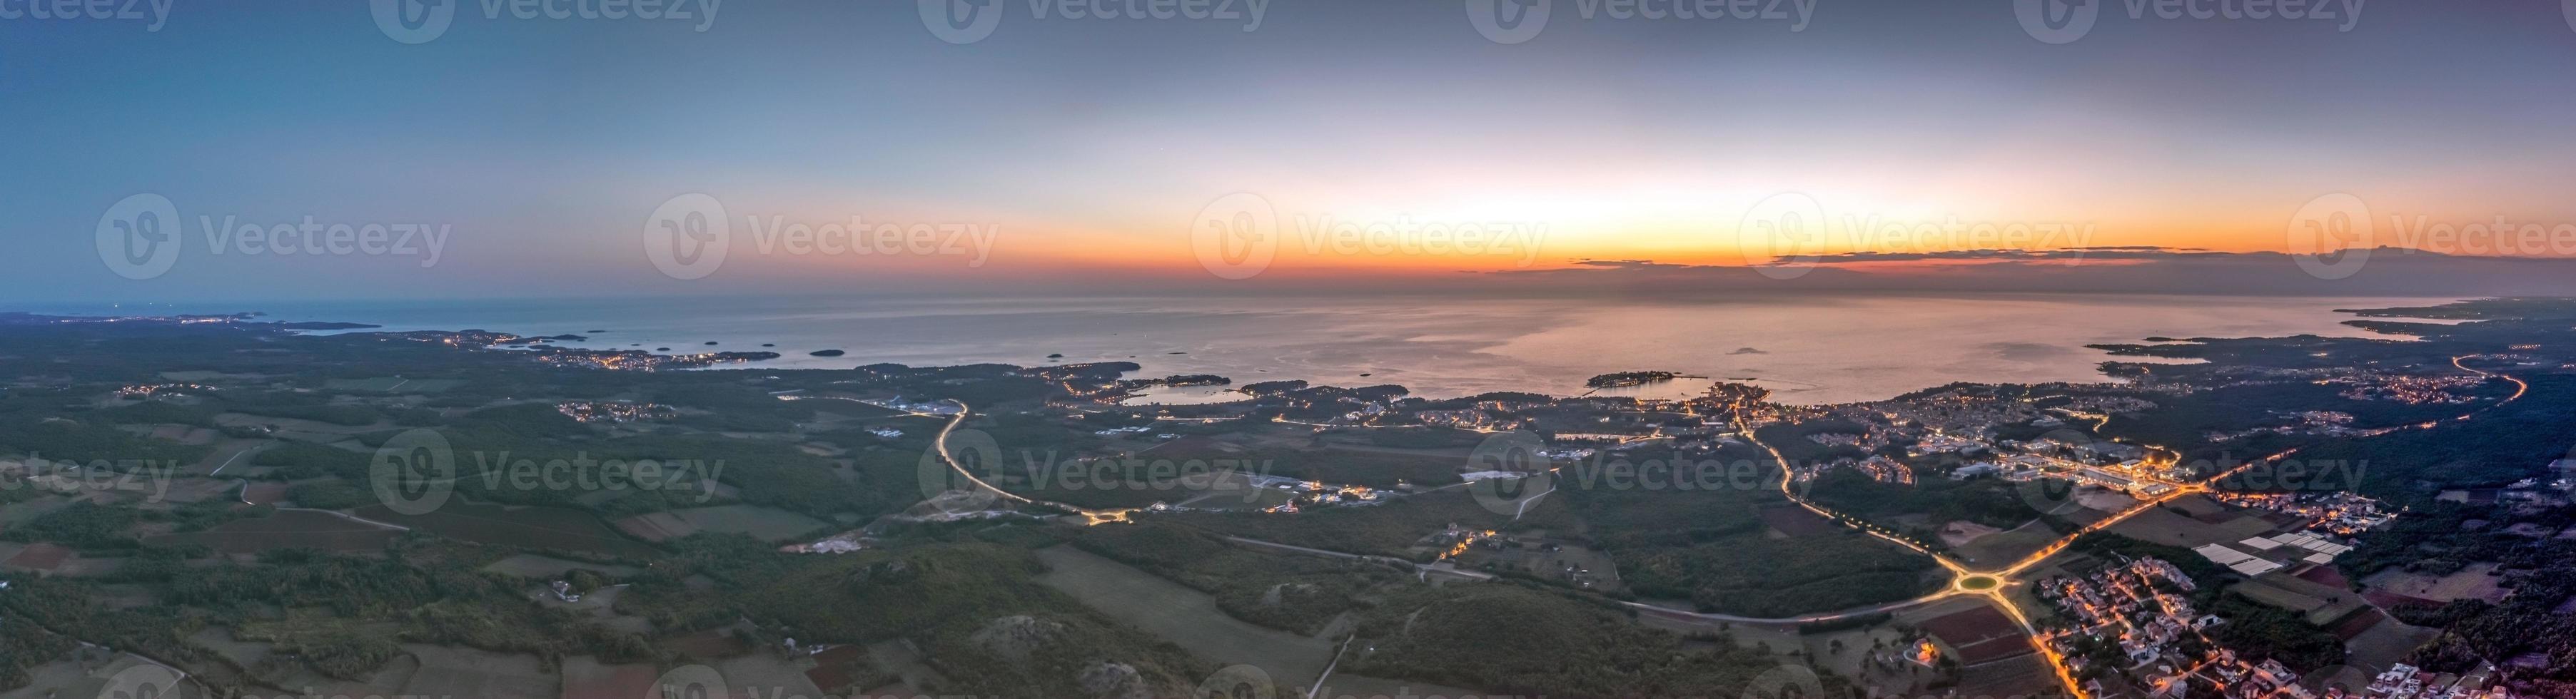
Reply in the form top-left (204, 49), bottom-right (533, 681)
top-left (9, 1), bottom-right (2576, 301)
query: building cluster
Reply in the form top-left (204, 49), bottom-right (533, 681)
top-left (1807, 428), bottom-right (1893, 451)
top-left (782, 529), bottom-right (873, 554)
top-left (1862, 388), bottom-right (2051, 438)
top-left (2207, 491), bottom-right (2395, 536)
top-left (1552, 557), bottom-right (1602, 589)
top-left (2206, 410), bottom-right (2363, 442)
top-left (1338, 398), bottom-right (1390, 423)
top-left (1414, 408), bottom-right (1525, 432)
top-left (2037, 556), bottom-right (2209, 668)
top-left (2329, 372), bottom-right (2487, 405)
top-left (114, 382), bottom-right (215, 398)
top-left (2036, 556), bottom-right (2319, 698)
top-left (1536, 447), bottom-right (1597, 461)
top-left (2119, 362), bottom-right (2425, 398)
top-left (1910, 432), bottom-right (1988, 456)
top-left (1428, 523), bottom-right (1500, 561)
top-left (2061, 394), bottom-right (2159, 417)
top-left (2364, 663), bottom-right (2523, 698)
top-left (547, 579), bottom-right (582, 603)
top-left (1794, 454), bottom-right (1915, 485)
top-left (1759, 391), bottom-right (2178, 494)
top-left (527, 348), bottom-right (777, 371)
top-left (554, 400), bottom-right (675, 423)
top-left (400, 330), bottom-right (527, 347)
top-left (1450, 532), bottom-right (1604, 588)
top-left (842, 397), bottom-right (961, 415)
top-left (1817, 390), bottom-right (2155, 449)
top-left (1138, 474), bottom-right (1380, 516)
top-left (2435, 472), bottom-right (2574, 516)
top-left (1276, 476), bottom-right (1380, 509)
top-left (2148, 649), bottom-right (2308, 699)
top-left (2026, 434), bottom-right (2149, 464)
top-left (1128, 383), bottom-right (1752, 457)
top-left (1974, 434), bottom-right (2186, 497)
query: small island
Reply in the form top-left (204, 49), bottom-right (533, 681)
top-left (1238, 379), bottom-right (1309, 396)
top-left (1117, 374), bottom-right (1231, 390)
top-left (265, 321), bottom-right (382, 330)
top-left (1585, 370), bottom-right (1699, 389)
top-left (491, 333), bottom-right (586, 345)
top-left (809, 350), bottom-right (846, 357)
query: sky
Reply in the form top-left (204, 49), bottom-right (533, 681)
top-left (7, 1), bottom-right (2576, 302)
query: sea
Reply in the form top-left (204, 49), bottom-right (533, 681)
top-left (51, 293), bottom-right (2460, 406)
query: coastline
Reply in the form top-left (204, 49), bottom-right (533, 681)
top-left (15, 293), bottom-right (2468, 407)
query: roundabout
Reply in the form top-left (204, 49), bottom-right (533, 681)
top-left (1955, 574), bottom-right (2003, 592)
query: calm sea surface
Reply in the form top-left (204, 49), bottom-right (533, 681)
top-left (63, 294), bottom-right (2457, 405)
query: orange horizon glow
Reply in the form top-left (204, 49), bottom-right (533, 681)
top-left (729, 212), bottom-right (2571, 282)
top-left (699, 170), bottom-right (2576, 284)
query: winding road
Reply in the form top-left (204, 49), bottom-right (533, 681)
top-left (1709, 354), bottom-right (2532, 698)
top-left (916, 354), bottom-right (2532, 698)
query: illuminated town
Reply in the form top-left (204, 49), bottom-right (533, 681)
top-left (553, 400), bottom-right (677, 423)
